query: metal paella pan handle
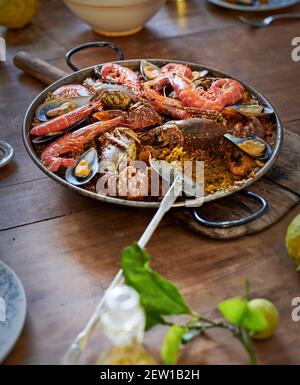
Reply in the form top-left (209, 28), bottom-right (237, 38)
top-left (191, 190), bottom-right (268, 229)
top-left (66, 41), bottom-right (125, 72)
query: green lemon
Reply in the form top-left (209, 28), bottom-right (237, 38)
top-left (0, 0), bottom-right (38, 29)
top-left (285, 214), bottom-right (300, 272)
top-left (248, 298), bottom-right (279, 340)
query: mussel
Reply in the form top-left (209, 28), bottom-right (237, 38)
top-left (35, 96), bottom-right (93, 122)
top-left (140, 60), bottom-right (161, 81)
top-left (224, 104), bottom-right (274, 117)
top-left (224, 133), bottom-right (273, 161)
top-left (65, 148), bottom-right (99, 186)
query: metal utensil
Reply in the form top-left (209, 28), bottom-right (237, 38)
top-left (239, 12), bottom-right (300, 27)
top-left (62, 159), bottom-right (207, 364)
top-left (62, 171), bottom-right (185, 364)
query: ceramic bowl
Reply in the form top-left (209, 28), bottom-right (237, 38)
top-left (63, 0), bottom-right (166, 36)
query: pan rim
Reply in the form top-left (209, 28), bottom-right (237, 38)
top-left (22, 59), bottom-right (283, 209)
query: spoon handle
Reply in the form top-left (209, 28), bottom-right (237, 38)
top-left (138, 176), bottom-right (183, 248)
top-left (272, 12), bottom-right (300, 20)
top-left (62, 177), bottom-right (183, 365)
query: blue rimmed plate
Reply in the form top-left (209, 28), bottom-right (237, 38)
top-left (208, 0), bottom-right (299, 11)
top-left (0, 261), bottom-right (27, 363)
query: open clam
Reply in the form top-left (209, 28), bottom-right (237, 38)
top-left (140, 60), bottom-right (161, 81)
top-left (94, 83), bottom-right (137, 110)
top-left (65, 148), bottom-right (99, 186)
top-left (224, 104), bottom-right (274, 117)
top-left (224, 133), bottom-right (273, 161)
top-left (35, 96), bottom-right (93, 122)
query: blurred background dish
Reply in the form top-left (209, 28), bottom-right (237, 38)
top-left (0, 262), bottom-right (27, 363)
top-left (0, 140), bottom-right (14, 168)
top-left (63, 0), bottom-right (167, 36)
top-left (208, 0), bottom-right (299, 11)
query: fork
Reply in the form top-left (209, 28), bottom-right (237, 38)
top-left (239, 13), bottom-right (300, 27)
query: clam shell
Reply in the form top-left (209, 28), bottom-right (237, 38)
top-left (224, 133), bottom-right (273, 161)
top-left (140, 60), bottom-right (161, 81)
top-left (225, 104), bottom-right (274, 117)
top-left (65, 147), bottom-right (99, 186)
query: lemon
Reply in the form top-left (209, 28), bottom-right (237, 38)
top-left (285, 214), bottom-right (300, 272)
top-left (0, 0), bottom-right (38, 29)
top-left (248, 298), bottom-right (279, 340)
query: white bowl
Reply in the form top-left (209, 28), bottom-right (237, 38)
top-left (63, 0), bottom-right (166, 36)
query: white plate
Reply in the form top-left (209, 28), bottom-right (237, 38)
top-left (208, 0), bottom-right (299, 11)
top-left (0, 261), bottom-right (27, 363)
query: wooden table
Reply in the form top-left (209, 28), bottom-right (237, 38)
top-left (1, 0), bottom-right (300, 364)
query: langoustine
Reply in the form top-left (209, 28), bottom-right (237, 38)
top-left (41, 116), bottom-right (124, 172)
top-left (168, 72), bottom-right (244, 111)
top-left (100, 63), bottom-right (143, 98)
top-left (30, 100), bottom-right (103, 137)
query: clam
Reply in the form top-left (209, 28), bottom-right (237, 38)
top-left (31, 117), bottom-right (89, 145)
top-left (224, 104), bottom-right (274, 117)
top-left (94, 83), bottom-right (137, 110)
top-left (191, 70), bottom-right (209, 82)
top-left (224, 133), bottom-right (273, 161)
top-left (35, 96), bottom-right (93, 122)
top-left (65, 148), bottom-right (99, 186)
top-left (140, 60), bottom-right (161, 81)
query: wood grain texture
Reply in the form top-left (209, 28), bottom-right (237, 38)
top-left (0, 0), bottom-right (300, 365)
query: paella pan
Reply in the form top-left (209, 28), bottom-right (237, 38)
top-left (22, 42), bottom-right (283, 226)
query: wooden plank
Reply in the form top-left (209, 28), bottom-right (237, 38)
top-left (1, 0), bottom-right (300, 365)
top-left (267, 130), bottom-right (300, 195)
top-left (173, 179), bottom-right (299, 239)
top-left (1, 204), bottom-right (299, 364)
top-left (0, 178), bottom-right (98, 230)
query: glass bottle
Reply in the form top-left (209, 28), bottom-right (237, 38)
top-left (96, 285), bottom-right (156, 365)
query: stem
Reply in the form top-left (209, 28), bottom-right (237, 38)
top-left (184, 313), bottom-right (257, 364)
top-left (238, 329), bottom-right (257, 365)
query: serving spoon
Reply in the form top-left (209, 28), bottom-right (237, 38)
top-left (239, 13), bottom-right (300, 27)
top-left (62, 160), bottom-right (201, 364)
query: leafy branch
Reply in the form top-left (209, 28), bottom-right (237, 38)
top-left (121, 243), bottom-right (270, 365)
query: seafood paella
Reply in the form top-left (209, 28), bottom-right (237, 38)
top-left (29, 60), bottom-right (276, 201)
